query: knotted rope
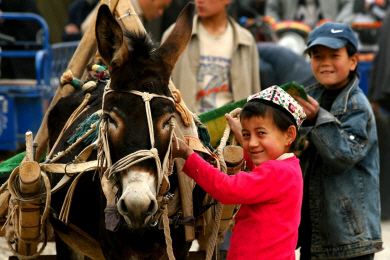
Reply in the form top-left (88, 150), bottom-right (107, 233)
top-left (216, 108), bottom-right (242, 171)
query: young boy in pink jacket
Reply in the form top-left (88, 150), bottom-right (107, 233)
top-left (172, 86), bottom-right (306, 259)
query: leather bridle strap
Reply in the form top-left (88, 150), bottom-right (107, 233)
top-left (44, 141), bottom-right (100, 194)
top-left (41, 160), bottom-right (99, 176)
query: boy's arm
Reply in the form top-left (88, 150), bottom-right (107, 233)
top-left (182, 153), bottom-right (291, 205)
top-left (300, 104), bottom-right (375, 172)
top-left (172, 137), bottom-right (296, 204)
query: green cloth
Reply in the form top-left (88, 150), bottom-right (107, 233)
top-left (280, 81), bottom-right (309, 101)
top-left (198, 98), bottom-right (247, 148)
top-left (0, 152), bottom-right (46, 180)
top-left (0, 152), bottom-right (26, 176)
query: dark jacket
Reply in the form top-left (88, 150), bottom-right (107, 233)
top-left (368, 7), bottom-right (390, 111)
top-left (300, 76), bottom-right (382, 258)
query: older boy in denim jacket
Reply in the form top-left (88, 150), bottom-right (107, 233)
top-left (293, 22), bottom-right (383, 259)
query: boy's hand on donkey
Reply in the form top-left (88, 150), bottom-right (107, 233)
top-left (171, 136), bottom-right (194, 160)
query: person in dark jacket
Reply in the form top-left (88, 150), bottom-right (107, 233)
top-left (367, 6), bottom-right (390, 221)
top-left (62, 0), bottom-right (98, 42)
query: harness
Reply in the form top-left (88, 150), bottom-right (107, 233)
top-left (99, 82), bottom-right (176, 200)
top-left (97, 81), bottom-right (178, 259)
top-left (3, 79), bottom-right (239, 260)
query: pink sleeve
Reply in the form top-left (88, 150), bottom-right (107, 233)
top-left (182, 153), bottom-right (285, 205)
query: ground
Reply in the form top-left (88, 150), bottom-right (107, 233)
top-left (2, 221), bottom-right (389, 259)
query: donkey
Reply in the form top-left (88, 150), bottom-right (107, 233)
top-left (46, 3), bottom-right (207, 259)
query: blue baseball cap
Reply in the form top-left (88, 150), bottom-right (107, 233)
top-left (304, 22), bottom-right (358, 53)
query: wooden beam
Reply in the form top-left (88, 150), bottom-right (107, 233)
top-left (33, 0), bottom-right (120, 162)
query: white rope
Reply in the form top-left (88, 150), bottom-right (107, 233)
top-left (216, 108), bottom-right (242, 173)
top-left (108, 148), bottom-right (162, 184)
top-left (101, 86), bottom-right (175, 195)
top-left (98, 81), bottom-right (178, 259)
top-left (205, 108), bottom-right (242, 260)
top-left (118, 9), bottom-right (138, 19)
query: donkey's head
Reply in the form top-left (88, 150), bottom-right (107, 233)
top-left (95, 3), bottom-right (194, 228)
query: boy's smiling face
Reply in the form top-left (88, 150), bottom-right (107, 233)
top-left (310, 45), bottom-right (358, 90)
top-left (241, 115), bottom-right (292, 167)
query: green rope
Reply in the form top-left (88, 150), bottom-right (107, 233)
top-left (67, 112), bottom-right (101, 146)
top-left (193, 118), bottom-right (214, 152)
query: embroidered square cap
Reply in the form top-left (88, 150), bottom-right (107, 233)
top-left (304, 22), bottom-right (358, 53)
top-left (247, 86), bottom-right (307, 129)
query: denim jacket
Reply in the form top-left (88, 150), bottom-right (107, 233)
top-left (300, 76), bottom-right (383, 259)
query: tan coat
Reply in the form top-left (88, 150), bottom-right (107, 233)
top-left (161, 15), bottom-right (260, 113)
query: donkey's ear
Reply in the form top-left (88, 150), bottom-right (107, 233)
top-left (95, 4), bottom-right (129, 70)
top-left (157, 3), bottom-right (195, 73)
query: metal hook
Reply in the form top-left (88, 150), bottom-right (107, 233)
top-left (64, 162), bottom-right (73, 177)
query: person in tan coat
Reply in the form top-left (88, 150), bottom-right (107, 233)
top-left (161, 0), bottom-right (260, 114)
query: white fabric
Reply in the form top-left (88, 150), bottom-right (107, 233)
top-left (196, 21), bottom-right (234, 114)
top-left (276, 153), bottom-right (295, 161)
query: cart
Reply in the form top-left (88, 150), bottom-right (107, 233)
top-left (0, 12), bottom-right (79, 152)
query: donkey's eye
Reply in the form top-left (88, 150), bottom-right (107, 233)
top-left (163, 116), bottom-right (174, 129)
top-left (101, 113), bottom-right (109, 119)
top-left (102, 113), bottom-right (117, 126)
top-left (101, 113), bottom-right (112, 121)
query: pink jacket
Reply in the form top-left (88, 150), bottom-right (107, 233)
top-left (182, 153), bottom-right (303, 259)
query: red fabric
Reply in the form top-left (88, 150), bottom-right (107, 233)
top-left (183, 153), bottom-right (303, 260)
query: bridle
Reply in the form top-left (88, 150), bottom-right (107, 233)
top-left (98, 80), bottom-right (177, 203)
top-left (97, 81), bottom-right (183, 260)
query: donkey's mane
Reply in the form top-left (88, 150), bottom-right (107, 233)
top-left (110, 30), bottom-right (172, 96)
top-left (123, 30), bottom-right (156, 61)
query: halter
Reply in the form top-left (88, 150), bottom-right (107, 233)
top-left (98, 81), bottom-right (176, 197)
top-left (97, 81), bottom-right (180, 260)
